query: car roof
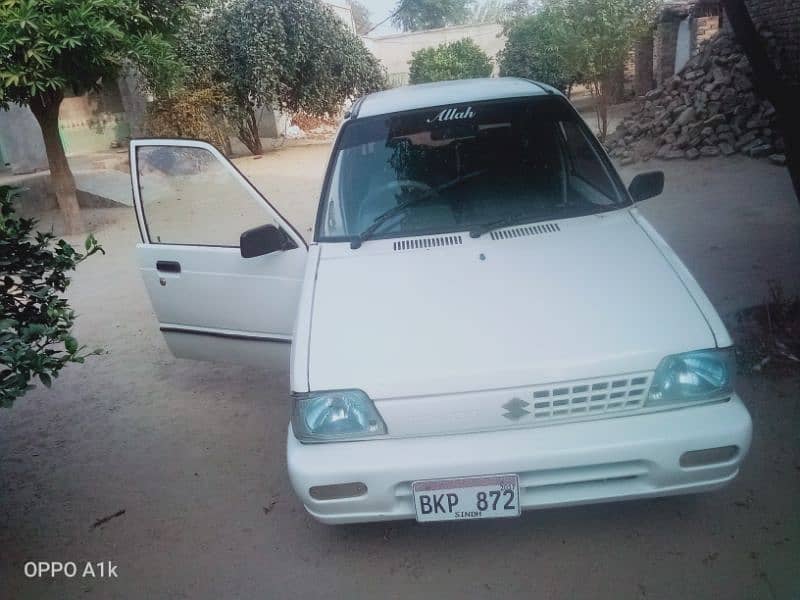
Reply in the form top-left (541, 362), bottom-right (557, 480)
top-left (354, 77), bottom-right (562, 119)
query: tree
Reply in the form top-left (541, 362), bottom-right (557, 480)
top-left (500, 0), bottom-right (656, 140)
top-left (0, 187), bottom-right (103, 407)
top-left (720, 0), bottom-right (800, 203)
top-left (498, 8), bottom-right (576, 93)
top-left (0, 0), bottom-right (180, 234)
top-left (471, 0), bottom-right (506, 23)
top-left (391, 0), bottom-right (474, 32)
top-left (346, 0), bottom-right (373, 35)
top-left (144, 84), bottom-right (235, 156)
top-left (138, 0), bottom-right (211, 36)
top-left (409, 39), bottom-right (493, 84)
top-left (503, 0), bottom-right (539, 19)
top-left (558, 0), bottom-right (657, 139)
top-left (179, 0), bottom-right (385, 155)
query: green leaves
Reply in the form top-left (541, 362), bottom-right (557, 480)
top-left (0, 186), bottom-right (104, 407)
top-left (409, 38), bottom-right (493, 85)
top-left (499, 6), bottom-right (576, 92)
top-left (391, 0), bottom-right (474, 32)
top-left (500, 0), bottom-right (658, 93)
top-left (167, 0), bottom-right (386, 153)
top-left (64, 336), bottom-right (78, 354)
top-left (0, 0), bottom-right (180, 106)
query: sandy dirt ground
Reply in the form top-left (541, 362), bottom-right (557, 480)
top-left (1, 143), bottom-right (799, 599)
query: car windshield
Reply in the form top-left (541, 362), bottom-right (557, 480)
top-left (317, 96), bottom-right (628, 242)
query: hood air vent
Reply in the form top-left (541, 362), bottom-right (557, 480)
top-left (490, 222), bottom-right (560, 241)
top-left (393, 235), bottom-right (463, 252)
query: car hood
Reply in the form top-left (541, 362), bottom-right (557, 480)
top-left (307, 210), bottom-right (715, 399)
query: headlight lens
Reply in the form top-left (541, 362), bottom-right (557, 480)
top-left (647, 348), bottom-right (735, 407)
top-left (292, 389), bottom-right (387, 443)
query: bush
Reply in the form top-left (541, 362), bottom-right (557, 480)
top-left (0, 187), bottom-right (104, 407)
top-left (498, 10), bottom-right (576, 93)
top-left (145, 84), bottom-right (234, 155)
top-left (173, 0), bottom-right (386, 155)
top-left (409, 39), bottom-right (493, 85)
top-left (500, 0), bottom-right (658, 139)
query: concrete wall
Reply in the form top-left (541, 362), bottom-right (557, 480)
top-left (363, 23), bottom-right (506, 87)
top-left (58, 87), bottom-right (130, 156)
top-left (117, 72), bottom-right (149, 137)
top-left (0, 85), bottom-right (132, 174)
top-left (0, 104), bottom-right (48, 174)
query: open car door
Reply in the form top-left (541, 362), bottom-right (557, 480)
top-left (129, 139), bottom-right (307, 368)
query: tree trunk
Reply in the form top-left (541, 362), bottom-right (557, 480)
top-left (604, 63), bottom-right (626, 105)
top-left (237, 107), bottom-right (263, 155)
top-left (29, 91), bottom-right (82, 234)
top-left (591, 80), bottom-right (609, 141)
top-left (720, 0), bottom-right (800, 203)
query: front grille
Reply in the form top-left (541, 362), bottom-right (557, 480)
top-left (375, 371), bottom-right (656, 439)
top-left (529, 374), bottom-right (651, 421)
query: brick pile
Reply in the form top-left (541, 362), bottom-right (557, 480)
top-left (605, 32), bottom-right (786, 165)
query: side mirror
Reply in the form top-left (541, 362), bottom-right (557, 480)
top-left (240, 224), bottom-right (296, 258)
top-left (628, 171), bottom-right (664, 202)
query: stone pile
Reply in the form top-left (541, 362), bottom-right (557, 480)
top-left (606, 32), bottom-right (786, 165)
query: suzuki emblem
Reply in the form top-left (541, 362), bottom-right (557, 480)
top-left (502, 397), bottom-right (530, 421)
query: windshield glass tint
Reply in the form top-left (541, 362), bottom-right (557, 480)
top-left (318, 97), bottom-right (626, 241)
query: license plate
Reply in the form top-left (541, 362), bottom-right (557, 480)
top-left (412, 474), bottom-right (520, 522)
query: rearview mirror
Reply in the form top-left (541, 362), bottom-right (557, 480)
top-left (628, 171), bottom-right (664, 202)
top-left (240, 224), bottom-right (296, 258)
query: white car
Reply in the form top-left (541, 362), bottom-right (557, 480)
top-left (130, 78), bottom-right (752, 525)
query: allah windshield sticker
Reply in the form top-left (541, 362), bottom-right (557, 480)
top-left (427, 106), bottom-right (476, 124)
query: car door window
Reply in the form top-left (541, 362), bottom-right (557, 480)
top-left (559, 120), bottom-right (619, 204)
top-left (135, 145), bottom-right (270, 246)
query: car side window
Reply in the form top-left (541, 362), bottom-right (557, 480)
top-left (559, 121), bottom-right (618, 203)
top-left (135, 145), bottom-right (269, 246)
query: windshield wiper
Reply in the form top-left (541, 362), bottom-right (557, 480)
top-left (349, 189), bottom-right (437, 249)
top-left (350, 169), bottom-right (488, 250)
top-left (469, 203), bottom-right (619, 239)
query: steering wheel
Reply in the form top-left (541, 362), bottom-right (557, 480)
top-left (358, 179), bottom-right (441, 230)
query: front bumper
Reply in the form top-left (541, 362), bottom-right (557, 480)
top-left (287, 395), bottom-right (752, 525)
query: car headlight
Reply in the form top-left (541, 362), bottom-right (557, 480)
top-left (647, 348), bottom-right (735, 407)
top-left (291, 389), bottom-right (387, 443)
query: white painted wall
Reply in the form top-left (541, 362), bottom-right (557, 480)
top-left (363, 23), bottom-right (506, 87)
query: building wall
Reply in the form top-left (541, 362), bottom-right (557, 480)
top-left (0, 86), bottom-right (131, 174)
top-left (690, 15), bottom-right (720, 55)
top-left (58, 87), bottom-right (130, 156)
top-left (117, 72), bottom-right (149, 137)
top-left (363, 23), bottom-right (506, 87)
top-left (633, 35), bottom-right (655, 95)
top-left (0, 104), bottom-right (48, 174)
top-left (654, 13), bottom-right (684, 85)
top-left (741, 0), bottom-right (800, 83)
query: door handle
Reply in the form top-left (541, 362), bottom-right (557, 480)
top-left (156, 260), bottom-right (181, 273)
